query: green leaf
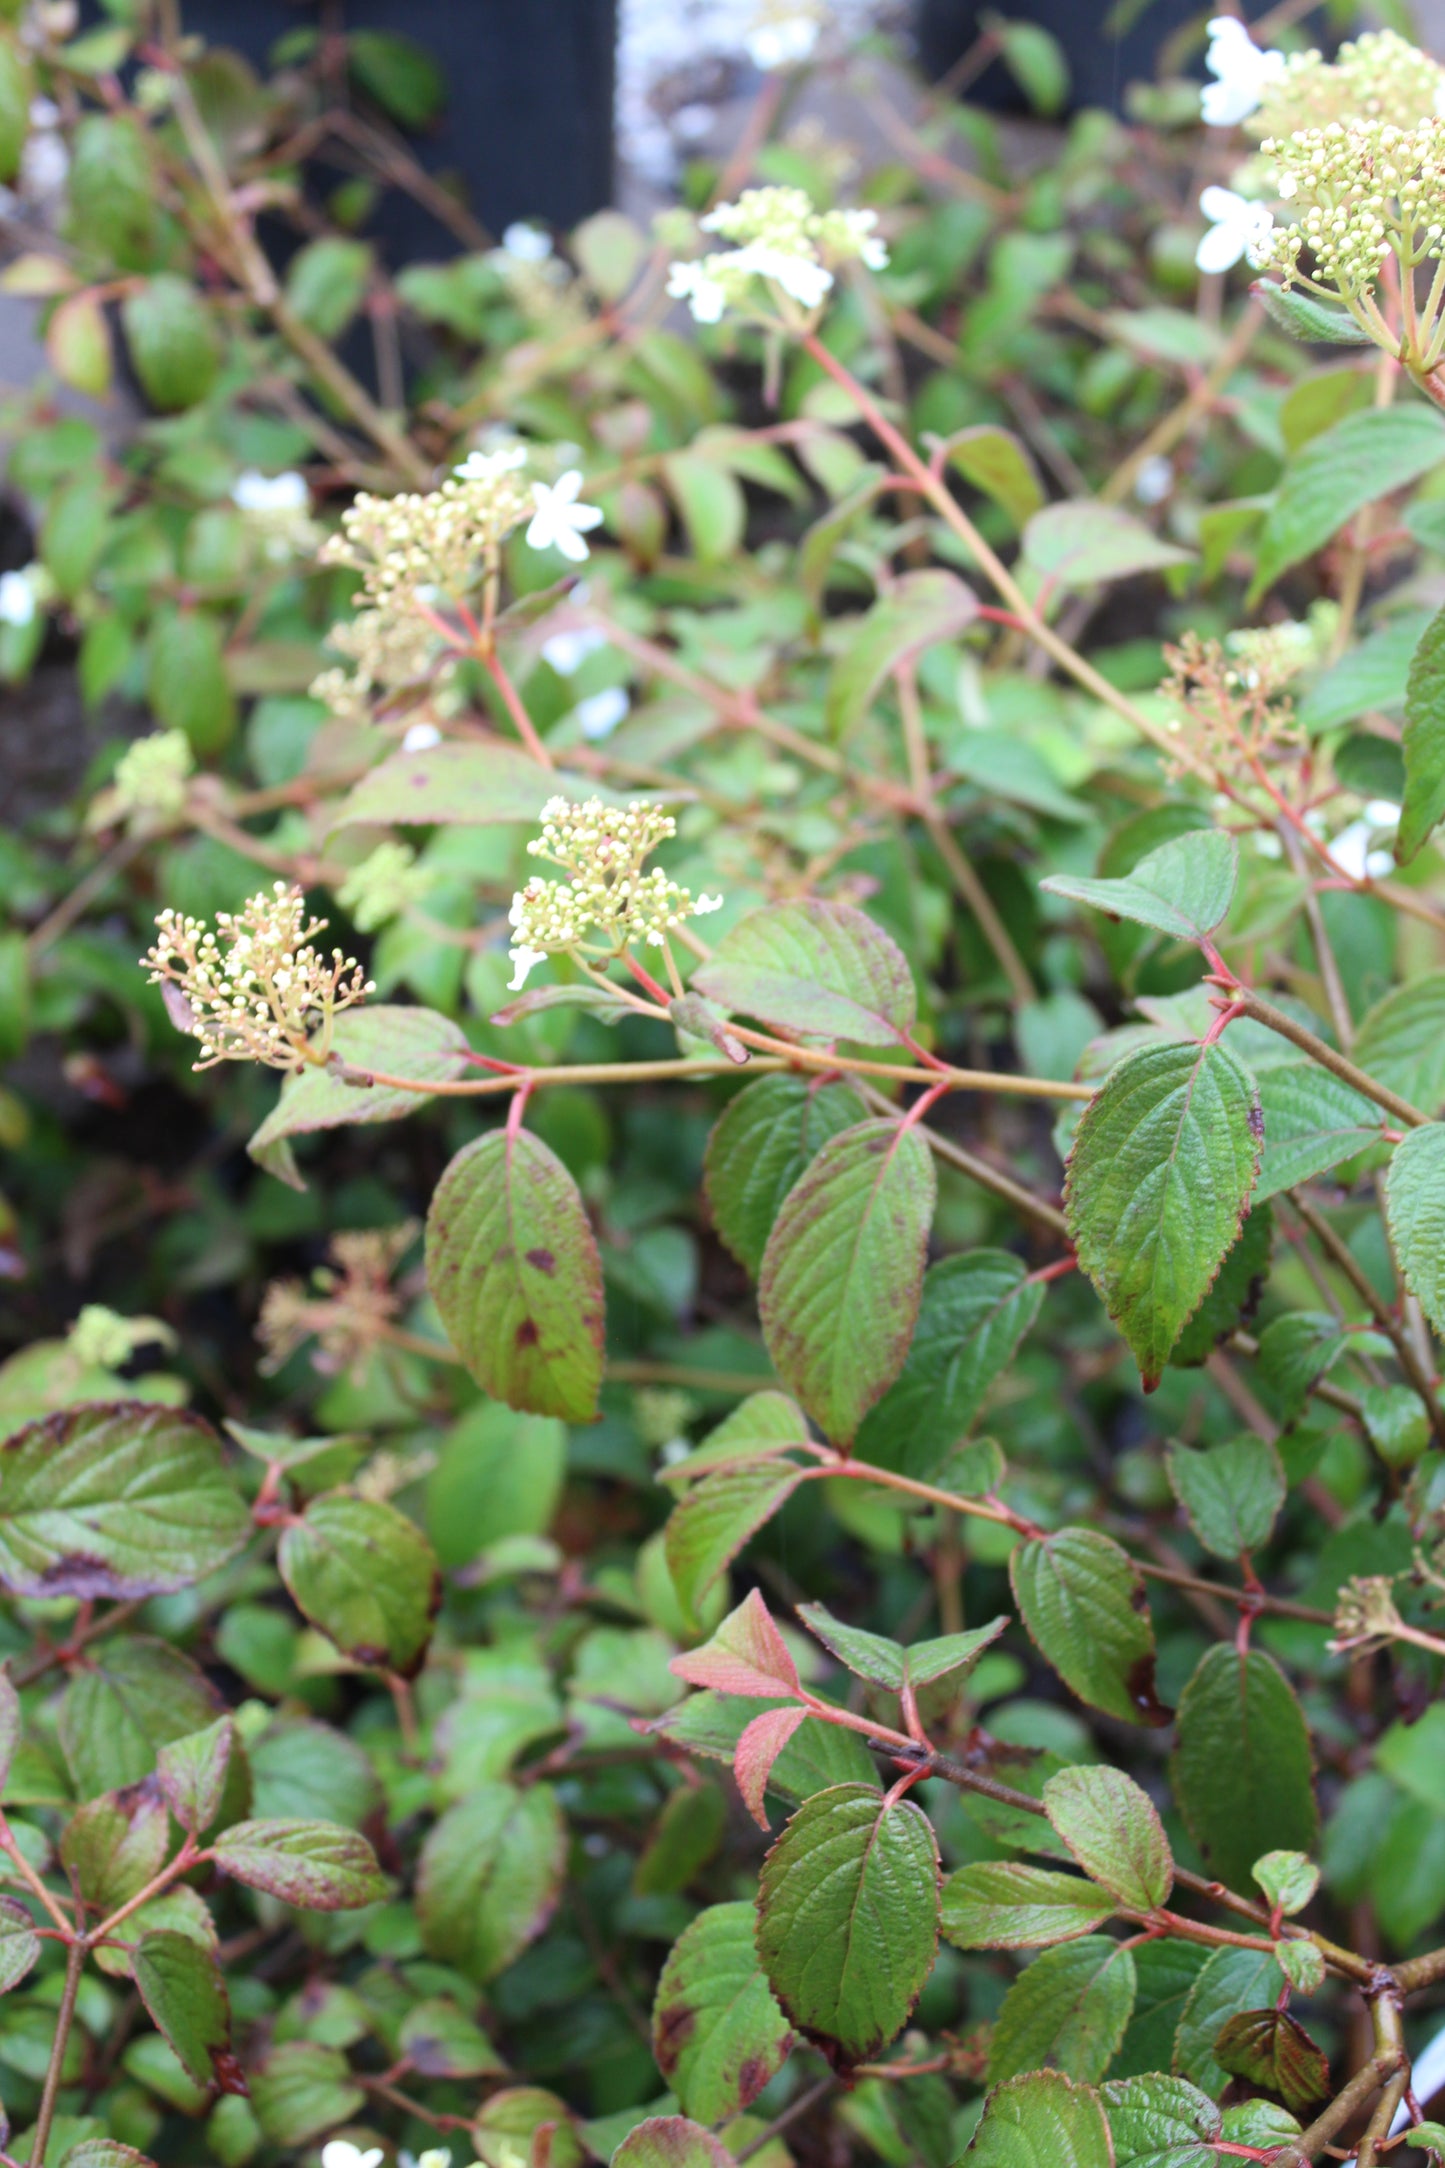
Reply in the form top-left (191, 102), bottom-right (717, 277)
top-left (661, 1392), bottom-right (811, 1485)
top-left (1023, 502), bottom-right (1193, 587)
top-left (964, 2071), bottom-right (1113, 2168)
top-left (1065, 1039), bottom-right (1262, 1389)
top-left (1171, 1648), bottom-right (1318, 1895)
top-left (1102, 2073), bottom-right (1220, 2168)
top-left (1042, 831), bottom-right (1237, 945)
top-left (1112, 1942), bottom-right (1209, 2081)
top-left (249, 1006), bottom-right (471, 1184)
top-left (65, 115), bottom-right (157, 269)
top-left (0, 1895), bottom-right (40, 1993)
top-left (1385, 1122), bottom-right (1445, 1338)
top-left (348, 27), bottom-right (445, 125)
top-left (211, 1818), bottom-right (388, 1910)
top-left (651, 1901), bottom-right (793, 2121)
top-left (1011, 1528), bottom-right (1168, 1727)
top-left (1251, 406), bottom-right (1445, 600)
top-left (285, 236), bottom-right (372, 339)
top-left (1173, 1947), bottom-right (1286, 2098)
top-left (1167, 1205), bottom-right (1272, 1367)
top-left (854, 1252), bottom-right (1044, 1483)
top-left (824, 571), bottom-right (978, 740)
top-left (1399, 604), bottom-right (1445, 861)
top-left (397, 1997), bottom-right (506, 2078)
top-left (703, 1076), bottom-right (866, 1278)
top-left (941, 1862), bottom-right (1115, 1949)
top-left (756, 1781), bottom-right (940, 2068)
top-left (1165, 1436), bottom-right (1284, 1560)
top-left (1354, 973), bottom-right (1445, 1116)
top-left (612, 2118), bottom-right (734, 2168)
top-left (800, 1603), bottom-right (1005, 1694)
top-left (664, 453), bottom-right (746, 563)
top-left (248, 2042), bottom-right (363, 2146)
top-left (121, 277), bottom-right (220, 412)
top-left (58, 1639), bottom-right (219, 1797)
top-left (279, 1494), bottom-right (439, 1676)
top-left (156, 1718), bottom-right (233, 1837)
top-left (330, 739), bottom-right (576, 829)
top-left (1213, 2009), bottom-right (1329, 2115)
top-left (1253, 1064), bottom-right (1379, 1200)
top-left (1251, 280), bottom-right (1374, 346)
top-left (0, 1669), bottom-right (20, 1794)
top-left (0, 1402), bottom-right (249, 1599)
top-left (0, 38), bottom-right (30, 184)
top-left (1275, 1939), bottom-right (1325, 1995)
top-left (47, 291), bottom-right (112, 399)
top-left (146, 610), bottom-right (236, 756)
top-left (1253, 1851), bottom-right (1320, 1917)
top-left (133, 1933), bottom-right (238, 2093)
top-left (944, 425), bottom-right (1045, 527)
top-left (984, 13), bottom-right (1070, 111)
top-left (426, 1127), bottom-right (605, 1424)
top-left (664, 1461), bottom-right (804, 1615)
top-left (416, 1782), bottom-right (566, 1980)
top-left (1252, 1310), bottom-right (1347, 1426)
top-left (635, 1782), bottom-right (727, 1895)
top-left (759, 1119), bottom-right (934, 1447)
top-left (694, 901), bottom-right (917, 1049)
top-left (1296, 608), bottom-right (1432, 734)
top-left (988, 1938), bottom-right (1136, 2085)
top-left (1043, 1766), bottom-right (1173, 1912)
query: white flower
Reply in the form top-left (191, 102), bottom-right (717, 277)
top-left (1134, 455), bottom-right (1174, 506)
top-left (733, 241), bottom-right (834, 310)
top-left (575, 687), bottom-right (629, 741)
top-left (507, 944), bottom-right (548, 992)
top-left (502, 222), bottom-right (553, 263)
top-left (695, 893), bottom-right (724, 914)
top-left (667, 259), bottom-right (729, 324)
top-left (543, 627), bottom-right (607, 676)
top-left (526, 472), bottom-right (604, 563)
top-left (401, 721), bottom-right (442, 753)
top-left (321, 2144), bottom-right (384, 2168)
top-left (232, 469), bottom-right (309, 514)
top-left (399, 2149), bottom-right (452, 2168)
top-left (1330, 818), bottom-right (1394, 881)
top-left (0, 567), bottom-right (37, 628)
top-left (1200, 15), bottom-right (1285, 127)
top-left (747, 13), bottom-right (820, 70)
top-left (1196, 185), bottom-right (1274, 274)
top-left (454, 445), bottom-right (528, 483)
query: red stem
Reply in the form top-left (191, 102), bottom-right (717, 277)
top-left (483, 648), bottom-right (555, 769)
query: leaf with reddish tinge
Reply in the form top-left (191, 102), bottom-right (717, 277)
top-left (211, 1819), bottom-right (387, 1910)
top-left (670, 1590), bottom-right (801, 1701)
top-left (330, 738), bottom-right (580, 829)
top-left (426, 1127), bottom-right (605, 1424)
top-left (704, 1075), bottom-right (867, 1278)
top-left (278, 1494), bottom-right (440, 1677)
top-left (651, 1902), bottom-right (793, 2121)
top-left (1214, 2009), bottom-right (1330, 2114)
top-left (133, 1931), bottom-right (244, 2094)
top-left (612, 2118), bottom-right (735, 2168)
top-left (694, 901), bottom-right (918, 1049)
top-left (735, 1707), bottom-right (808, 1828)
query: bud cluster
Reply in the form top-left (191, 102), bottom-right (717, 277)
top-left (667, 185), bottom-right (888, 326)
top-left (91, 728), bottom-right (194, 832)
top-left (1257, 28), bottom-right (1445, 138)
top-left (1257, 116), bottom-right (1445, 300)
top-left (319, 452), bottom-right (533, 607)
top-left (506, 796), bottom-right (723, 990)
top-left (143, 882), bottom-right (373, 1072)
top-left (1160, 632), bottom-right (1304, 784)
top-left (258, 1224), bottom-right (417, 1381)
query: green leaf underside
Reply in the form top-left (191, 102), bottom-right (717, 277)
top-left (964, 2070), bottom-right (1114, 2168)
top-left (664, 1460), bottom-right (804, 1614)
top-left (0, 1895), bottom-right (40, 1992)
top-left (946, 425), bottom-right (1045, 527)
top-left (660, 1392), bottom-right (811, 1484)
top-left (1103, 2073), bottom-right (1220, 2168)
top-left (278, 1494), bottom-right (440, 1676)
top-left (824, 569), bottom-right (979, 739)
top-left (759, 1120), bottom-right (936, 1447)
top-left (249, 1006), bottom-right (470, 1170)
top-left (1174, 1947), bottom-right (1287, 2098)
top-left (1253, 1064), bottom-right (1379, 1200)
top-left (1023, 501), bottom-right (1194, 586)
top-left (1252, 281), bottom-right (1373, 346)
top-left (703, 1076), bottom-right (866, 1279)
top-left (941, 1862), bottom-right (1115, 1949)
top-left (416, 1782), bottom-right (567, 1980)
top-left (1166, 1436), bottom-right (1284, 1561)
top-left (988, 1937), bottom-right (1137, 2085)
top-left (1385, 1122), bottom-right (1445, 1339)
top-left (693, 900), bottom-right (918, 1049)
top-left (1043, 1765), bottom-right (1173, 1912)
top-left (1400, 603), bottom-right (1445, 860)
top-left (1042, 830), bottom-right (1237, 944)
top-left (1354, 972), bottom-right (1445, 1116)
top-left (1065, 1040), bottom-right (1262, 1388)
top-left (650, 1690), bottom-right (875, 1803)
top-left (330, 737), bottom-right (582, 828)
top-left (853, 1251), bottom-right (1044, 1481)
top-left (1011, 1528), bottom-right (1168, 1727)
top-left (756, 1782), bottom-right (940, 2068)
top-left (650, 1902), bottom-right (793, 2121)
top-left (0, 1402), bottom-right (249, 1599)
top-left (1252, 406), bottom-right (1445, 599)
top-left (1171, 1648), bottom-right (1318, 1896)
top-left (426, 1128), bottom-right (605, 1423)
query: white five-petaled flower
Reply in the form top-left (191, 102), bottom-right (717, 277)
top-left (526, 472), bottom-right (604, 563)
top-left (575, 687), bottom-right (629, 741)
top-left (666, 259), bottom-right (729, 324)
top-left (1196, 185), bottom-right (1274, 274)
top-left (507, 944), bottom-right (548, 992)
top-left (454, 445), bottom-right (529, 483)
top-left (232, 469), bottom-right (309, 514)
top-left (502, 222), bottom-right (553, 263)
top-left (321, 2144), bottom-right (384, 2168)
top-left (1200, 15), bottom-right (1285, 128)
top-left (746, 12), bottom-right (820, 71)
top-left (0, 567), bottom-right (37, 628)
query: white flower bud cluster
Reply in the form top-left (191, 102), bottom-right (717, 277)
top-left (1258, 29), bottom-right (1445, 138)
top-left (231, 469), bottom-right (320, 563)
top-left (505, 796), bottom-right (724, 990)
top-left (320, 452), bottom-right (533, 606)
top-left (337, 840), bottom-right (436, 933)
top-left (1258, 116), bottom-right (1445, 298)
top-left (667, 185), bottom-right (888, 325)
top-left (142, 881), bottom-right (373, 1072)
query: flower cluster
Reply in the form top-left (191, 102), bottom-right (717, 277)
top-left (1257, 28), bottom-right (1445, 138)
top-left (258, 1224), bottom-right (417, 1381)
top-left (337, 840), bottom-right (436, 933)
top-left (1329, 1573), bottom-right (1406, 1656)
top-left (320, 451), bottom-right (534, 609)
top-left (1160, 632), bottom-right (1304, 783)
top-left (506, 796), bottom-right (722, 990)
top-left (667, 185), bottom-right (887, 325)
top-left (142, 882), bottom-right (373, 1072)
top-left (231, 468), bottom-right (319, 563)
top-left (90, 728), bottom-right (194, 832)
top-left (1256, 116), bottom-right (1445, 300)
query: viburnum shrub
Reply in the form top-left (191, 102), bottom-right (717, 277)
top-left (13, 4), bottom-right (1445, 2167)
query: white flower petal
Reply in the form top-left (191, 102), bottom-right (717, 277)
top-left (575, 687), bottom-right (630, 741)
top-left (401, 721), bottom-right (442, 753)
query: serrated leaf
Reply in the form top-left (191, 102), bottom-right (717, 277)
top-left (156, 1718), bottom-right (232, 1837)
top-left (1042, 831), bottom-right (1237, 945)
top-left (426, 1127), bottom-right (605, 1424)
top-left (133, 1932), bottom-right (239, 2093)
top-left (759, 1119), bottom-right (935, 1447)
top-left (735, 1706), bottom-right (808, 1828)
top-left (249, 1007), bottom-right (470, 1182)
top-left (964, 2070), bottom-right (1113, 2168)
top-left (0, 1895), bottom-right (39, 1992)
top-left (0, 1402), bottom-right (249, 1599)
top-left (649, 1689), bottom-right (874, 1803)
top-left (1385, 1122), bottom-right (1445, 1338)
top-left (278, 1493), bottom-right (439, 1676)
top-left (1251, 406), bottom-right (1445, 601)
top-left (693, 902), bottom-right (917, 1049)
top-left (1023, 502), bottom-right (1193, 587)
top-left (58, 1638), bottom-right (219, 1798)
top-left (1297, 608), bottom-right (1432, 733)
top-left (1253, 1063), bottom-right (1379, 1200)
top-left (248, 2041), bottom-right (363, 2145)
top-left (1275, 1939), bottom-right (1325, 1994)
top-left (1354, 973), bottom-right (1445, 1116)
top-left (121, 276), bottom-right (220, 412)
top-left (824, 570), bottom-right (978, 739)
top-left (1103, 2073), bottom-right (1220, 2168)
top-left (417, 1782), bottom-right (566, 1980)
top-left (1011, 1528), bottom-right (1168, 1727)
top-left (704, 1076), bottom-right (866, 1278)
top-left (989, 1937), bottom-right (1136, 2085)
top-left (651, 1901), bottom-right (793, 2121)
top-left (1166, 1436), bottom-right (1284, 1560)
top-left (1251, 280), bottom-right (1374, 346)
top-left (330, 739), bottom-right (584, 829)
top-left (0, 1670), bottom-right (19, 1793)
top-left (1173, 1947), bottom-right (1286, 2098)
top-left (797, 1603), bottom-right (907, 1688)
top-left (756, 1781), bottom-right (939, 2068)
top-left (661, 1393), bottom-right (811, 1486)
top-left (664, 1461), bottom-right (804, 1615)
top-left (1171, 1648), bottom-right (1318, 1895)
top-left (211, 1818), bottom-right (387, 1909)
top-left (612, 2118), bottom-right (734, 2168)
top-left (944, 425), bottom-right (1044, 527)
top-left (1066, 1040), bottom-right (1262, 1389)
top-left (1252, 1310), bottom-right (1348, 1426)
top-left (854, 1251), bottom-right (1044, 1482)
top-left (670, 1590), bottom-right (801, 1700)
top-left (1396, 605), bottom-right (1445, 863)
top-left (1213, 2008), bottom-right (1329, 2114)
top-left (397, 1997), bottom-right (506, 2078)
top-left (1043, 1766), bottom-right (1172, 1913)
top-left (1167, 1205), bottom-right (1272, 1367)
top-left (1113, 1943), bottom-right (1209, 2081)
top-left (941, 1862), bottom-right (1115, 1949)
